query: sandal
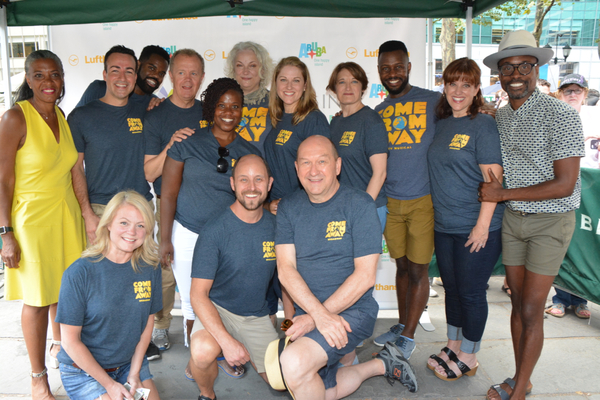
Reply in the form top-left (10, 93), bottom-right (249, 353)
top-left (501, 285), bottom-right (511, 297)
top-left (216, 356), bottom-right (245, 378)
top-left (574, 303), bottom-right (591, 319)
top-left (48, 340), bottom-right (60, 369)
top-left (487, 378), bottom-right (532, 399)
top-left (427, 346), bottom-right (455, 371)
top-left (545, 303), bottom-right (566, 318)
top-left (433, 354), bottom-right (478, 381)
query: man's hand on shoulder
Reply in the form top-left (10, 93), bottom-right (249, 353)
top-left (285, 314), bottom-right (316, 341)
top-left (221, 337), bottom-right (251, 368)
top-left (313, 309), bottom-right (352, 350)
top-left (146, 97), bottom-right (166, 111)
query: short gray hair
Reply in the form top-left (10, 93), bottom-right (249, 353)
top-left (224, 41), bottom-right (273, 92)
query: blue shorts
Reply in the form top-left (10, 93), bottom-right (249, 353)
top-left (301, 307), bottom-right (377, 390)
top-left (59, 358), bottom-right (153, 400)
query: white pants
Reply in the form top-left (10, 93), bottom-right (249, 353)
top-left (171, 220), bottom-right (198, 322)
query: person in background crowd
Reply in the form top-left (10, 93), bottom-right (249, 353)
top-left (277, 136), bottom-right (418, 399)
top-left (536, 79), bottom-right (551, 95)
top-left (426, 58), bottom-right (504, 381)
top-left (56, 191), bottom-right (161, 400)
top-left (225, 41), bottom-right (274, 153)
top-left (481, 30), bottom-right (584, 400)
top-left (263, 56), bottom-right (330, 321)
top-left (585, 88), bottom-right (599, 106)
top-left (545, 73), bottom-right (597, 319)
top-left (188, 155), bottom-right (278, 400)
top-left (160, 77), bottom-right (260, 381)
top-left (0, 50), bottom-right (86, 400)
top-left (372, 40), bottom-right (440, 362)
top-left (76, 45), bottom-right (170, 110)
top-left (143, 49), bottom-right (205, 354)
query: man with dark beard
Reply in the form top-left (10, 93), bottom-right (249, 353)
top-left (372, 40), bottom-right (440, 361)
top-left (187, 154), bottom-right (279, 400)
top-left (480, 30), bottom-right (584, 400)
top-left (76, 45), bottom-right (170, 109)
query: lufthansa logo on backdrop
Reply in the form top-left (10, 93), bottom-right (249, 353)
top-left (325, 221), bottom-right (346, 240)
top-left (346, 47), bottom-right (357, 59)
top-left (369, 84), bottom-right (387, 99)
top-left (449, 134), bottom-right (470, 150)
top-left (68, 55), bottom-right (79, 66)
top-left (85, 55), bottom-right (104, 64)
top-left (364, 49), bottom-right (379, 57)
top-left (204, 50), bottom-right (216, 61)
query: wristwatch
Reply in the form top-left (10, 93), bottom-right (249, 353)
top-left (0, 226), bottom-right (13, 235)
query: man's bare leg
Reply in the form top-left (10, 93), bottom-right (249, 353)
top-left (325, 359), bottom-right (385, 400)
top-left (189, 330), bottom-right (222, 399)
top-left (487, 265), bottom-right (553, 400)
top-left (280, 337), bottom-right (329, 400)
top-left (397, 257), bottom-right (430, 339)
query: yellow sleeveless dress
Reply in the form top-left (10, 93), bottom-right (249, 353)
top-left (5, 101), bottom-right (86, 307)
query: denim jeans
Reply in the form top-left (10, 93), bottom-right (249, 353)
top-left (434, 228), bottom-right (502, 354)
top-left (377, 205), bottom-right (388, 234)
top-left (553, 288), bottom-right (587, 307)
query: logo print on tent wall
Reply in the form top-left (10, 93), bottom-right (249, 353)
top-left (299, 43), bottom-right (326, 59)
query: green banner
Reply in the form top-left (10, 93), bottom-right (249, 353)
top-left (430, 168), bottom-right (600, 304)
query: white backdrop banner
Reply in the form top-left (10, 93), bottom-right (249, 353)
top-left (49, 16), bottom-right (426, 310)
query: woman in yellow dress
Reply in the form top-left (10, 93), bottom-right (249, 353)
top-left (0, 50), bottom-right (86, 399)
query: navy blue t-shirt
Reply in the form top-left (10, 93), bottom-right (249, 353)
top-left (427, 113), bottom-right (505, 234)
top-left (238, 91), bottom-right (271, 154)
top-left (56, 257), bottom-right (162, 369)
top-left (264, 110), bottom-right (330, 200)
top-left (75, 80), bottom-right (152, 110)
top-left (144, 98), bottom-right (204, 196)
top-left (330, 106), bottom-right (388, 207)
top-left (191, 208), bottom-right (276, 317)
top-left (276, 184), bottom-right (381, 315)
top-left (69, 100), bottom-right (152, 205)
top-left (167, 128), bottom-right (261, 233)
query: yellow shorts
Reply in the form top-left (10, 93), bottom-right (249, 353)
top-left (384, 195), bottom-right (435, 264)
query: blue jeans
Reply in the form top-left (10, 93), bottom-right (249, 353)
top-left (59, 358), bottom-right (153, 400)
top-left (377, 205), bottom-right (388, 234)
top-left (434, 229), bottom-right (502, 354)
top-left (553, 288), bottom-right (587, 307)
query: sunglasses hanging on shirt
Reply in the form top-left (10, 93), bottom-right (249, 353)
top-left (217, 146), bottom-right (229, 173)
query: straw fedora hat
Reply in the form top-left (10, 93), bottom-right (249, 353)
top-left (264, 336), bottom-right (295, 399)
top-left (483, 30), bottom-right (554, 69)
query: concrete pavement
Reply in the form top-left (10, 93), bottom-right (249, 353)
top-left (1, 275), bottom-right (600, 400)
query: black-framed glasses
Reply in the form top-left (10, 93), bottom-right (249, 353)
top-left (217, 146), bottom-right (229, 173)
top-left (563, 88), bottom-right (584, 96)
top-left (499, 62), bottom-right (537, 77)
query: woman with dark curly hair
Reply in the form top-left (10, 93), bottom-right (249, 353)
top-left (159, 77), bottom-right (260, 379)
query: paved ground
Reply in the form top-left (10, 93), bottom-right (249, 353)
top-left (1, 274), bottom-right (600, 400)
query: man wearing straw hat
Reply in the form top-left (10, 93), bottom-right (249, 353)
top-left (480, 30), bottom-right (584, 400)
top-left (275, 136), bottom-right (417, 399)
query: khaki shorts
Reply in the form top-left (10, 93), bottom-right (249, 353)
top-left (191, 303), bottom-right (279, 373)
top-left (384, 195), bottom-right (435, 264)
top-left (502, 208), bottom-right (575, 276)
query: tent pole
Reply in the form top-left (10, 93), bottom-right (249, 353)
top-left (0, 6), bottom-right (12, 109)
top-left (427, 18), bottom-right (433, 90)
top-left (466, 6), bottom-right (473, 59)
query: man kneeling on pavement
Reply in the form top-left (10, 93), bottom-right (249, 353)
top-left (276, 136), bottom-right (417, 400)
top-left (188, 155), bottom-right (279, 400)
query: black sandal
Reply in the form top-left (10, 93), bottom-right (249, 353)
top-left (433, 351), bottom-right (478, 381)
top-left (427, 346), bottom-right (456, 371)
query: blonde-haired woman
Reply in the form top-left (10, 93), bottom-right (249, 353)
top-left (56, 191), bottom-right (162, 400)
top-left (225, 41), bottom-right (274, 153)
top-left (264, 56), bottom-right (330, 213)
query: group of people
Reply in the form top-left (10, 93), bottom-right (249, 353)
top-left (0, 28), bottom-right (588, 400)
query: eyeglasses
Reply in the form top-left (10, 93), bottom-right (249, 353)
top-left (217, 147), bottom-right (229, 173)
top-left (499, 62), bottom-right (537, 77)
top-left (563, 88), bottom-right (584, 96)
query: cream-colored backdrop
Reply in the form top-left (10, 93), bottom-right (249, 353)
top-left (50, 16), bottom-right (426, 309)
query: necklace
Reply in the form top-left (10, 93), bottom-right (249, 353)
top-left (38, 111), bottom-right (56, 120)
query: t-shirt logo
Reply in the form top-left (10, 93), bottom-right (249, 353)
top-left (263, 241), bottom-right (276, 261)
top-left (339, 131), bottom-right (356, 146)
top-left (134, 280), bottom-right (151, 302)
top-left (238, 107), bottom-right (268, 142)
top-left (276, 130), bottom-right (293, 145)
top-left (127, 118), bottom-right (143, 134)
top-left (378, 101), bottom-right (427, 150)
top-left (325, 221), bottom-right (346, 241)
top-left (200, 119), bottom-right (208, 128)
top-left (449, 134), bottom-right (470, 150)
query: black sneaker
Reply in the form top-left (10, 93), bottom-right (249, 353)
top-left (377, 342), bottom-right (418, 392)
top-left (146, 341), bottom-right (161, 361)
